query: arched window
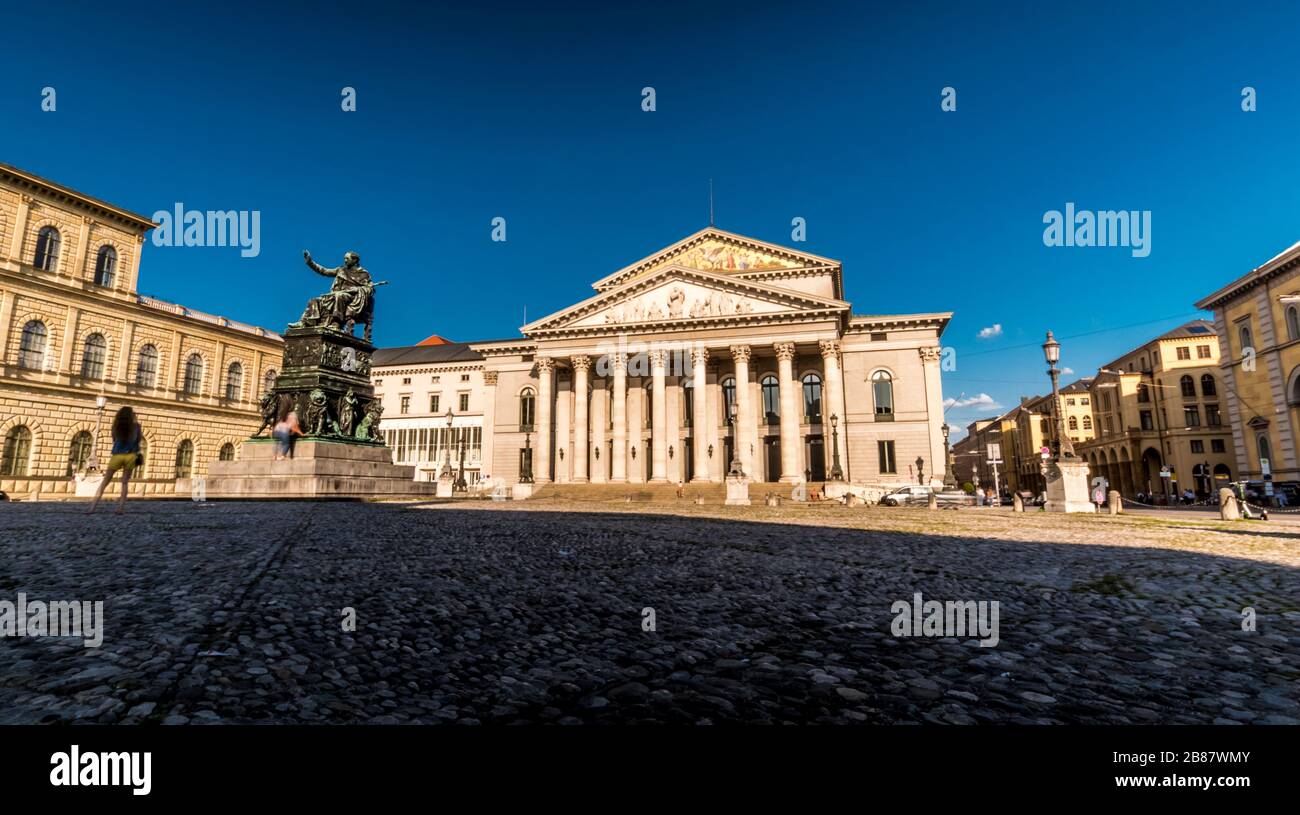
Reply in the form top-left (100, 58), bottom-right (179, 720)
top-left (682, 378), bottom-right (694, 427)
top-left (136, 344), bottom-right (159, 386)
top-left (225, 362), bottom-right (243, 401)
top-left (18, 320), bottom-right (47, 370)
top-left (1240, 325), bottom-right (1253, 355)
top-left (175, 439), bottom-right (194, 478)
top-left (519, 387), bottom-right (535, 431)
top-left (1, 425), bottom-right (32, 476)
top-left (872, 370), bottom-right (894, 418)
top-left (1201, 374), bottom-right (1217, 397)
top-left (1068, 415), bottom-right (1079, 431)
top-left (802, 373), bottom-right (822, 421)
top-left (1258, 435), bottom-right (1272, 466)
top-left (67, 430), bottom-right (93, 475)
top-left (183, 354), bottom-right (203, 395)
top-left (80, 333), bottom-right (107, 379)
top-left (218, 442), bottom-right (236, 461)
top-left (721, 377), bottom-right (736, 422)
top-left (94, 245), bottom-right (117, 287)
top-left (1137, 383), bottom-right (1150, 403)
top-left (1288, 306), bottom-right (1300, 342)
top-left (761, 374), bottom-right (779, 421)
top-left (1180, 374), bottom-right (1195, 398)
top-left (33, 226), bottom-right (61, 271)
top-left (262, 369), bottom-right (277, 395)
top-left (1082, 415), bottom-right (1093, 431)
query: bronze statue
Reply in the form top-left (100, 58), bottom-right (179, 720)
top-left (290, 250), bottom-right (380, 342)
top-left (333, 388), bottom-right (359, 437)
top-left (253, 391), bottom-right (279, 436)
top-left (354, 401), bottom-right (383, 442)
top-left (304, 388), bottom-right (329, 436)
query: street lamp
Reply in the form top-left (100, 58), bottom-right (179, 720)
top-left (441, 407), bottom-right (455, 480)
top-left (519, 431), bottom-right (534, 483)
top-left (87, 394), bottom-right (108, 472)
top-left (727, 402), bottom-right (744, 477)
top-left (1041, 330), bottom-right (1076, 459)
top-left (828, 413), bottom-right (844, 481)
top-left (942, 421), bottom-right (957, 489)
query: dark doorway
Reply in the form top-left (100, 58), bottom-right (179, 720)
top-left (806, 436), bottom-right (825, 481)
top-left (764, 437), bottom-right (781, 482)
top-left (685, 437), bottom-right (694, 481)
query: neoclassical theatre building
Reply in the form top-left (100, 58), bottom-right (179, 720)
top-left (0, 164), bottom-right (282, 498)
top-left (372, 228), bottom-right (952, 490)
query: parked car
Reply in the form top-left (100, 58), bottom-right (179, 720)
top-left (881, 485), bottom-right (932, 506)
top-left (880, 486), bottom-right (975, 507)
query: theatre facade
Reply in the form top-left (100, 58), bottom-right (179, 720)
top-left (372, 228), bottom-right (952, 491)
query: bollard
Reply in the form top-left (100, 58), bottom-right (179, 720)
top-left (1108, 489), bottom-right (1122, 515)
top-left (1219, 487), bottom-right (1240, 521)
top-left (927, 492), bottom-right (938, 510)
top-left (1013, 493), bottom-right (1024, 513)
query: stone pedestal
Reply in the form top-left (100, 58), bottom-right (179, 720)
top-left (205, 438), bottom-right (437, 499)
top-left (1044, 459), bottom-right (1093, 513)
top-left (73, 472), bottom-right (104, 497)
top-left (512, 483), bottom-right (534, 500)
top-left (725, 475), bottom-right (751, 506)
top-left (823, 480), bottom-right (849, 500)
top-left (435, 475), bottom-right (455, 498)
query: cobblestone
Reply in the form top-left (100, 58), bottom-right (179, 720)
top-left (0, 500), bottom-right (1297, 724)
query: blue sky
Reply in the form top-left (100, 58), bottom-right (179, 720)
top-left (4, 0), bottom-right (1300, 436)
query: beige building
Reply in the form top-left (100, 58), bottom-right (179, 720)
top-left (372, 228), bottom-right (952, 491)
top-left (1196, 241), bottom-right (1300, 494)
top-left (1076, 320), bottom-right (1234, 499)
top-left (0, 163), bottom-right (282, 498)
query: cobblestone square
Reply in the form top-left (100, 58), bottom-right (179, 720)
top-left (1, 500), bottom-right (1297, 725)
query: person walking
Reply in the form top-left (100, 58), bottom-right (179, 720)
top-left (87, 406), bottom-right (143, 515)
top-left (1092, 483), bottom-right (1106, 513)
top-left (273, 410), bottom-right (304, 461)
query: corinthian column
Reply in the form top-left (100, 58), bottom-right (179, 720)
top-left (611, 352), bottom-right (627, 482)
top-left (819, 340), bottom-right (846, 480)
top-left (730, 344), bottom-right (753, 476)
top-left (650, 348), bottom-right (668, 482)
top-left (535, 358), bottom-right (555, 483)
top-left (571, 355), bottom-right (590, 482)
top-left (775, 342), bottom-right (801, 482)
top-left (691, 347), bottom-right (710, 482)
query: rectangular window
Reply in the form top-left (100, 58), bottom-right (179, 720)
top-left (1140, 410), bottom-right (1154, 431)
top-left (1190, 440), bottom-right (1205, 454)
top-left (459, 393), bottom-right (469, 412)
top-left (1176, 347), bottom-right (1191, 360)
top-left (1206, 404), bottom-right (1221, 426)
top-left (1212, 439), bottom-right (1226, 453)
top-left (400, 396), bottom-right (410, 415)
top-left (402, 377), bottom-right (411, 385)
top-left (1184, 405), bottom-right (1200, 427)
top-left (432, 376), bottom-right (440, 383)
top-left (1198, 344), bottom-right (1211, 359)
top-left (430, 394), bottom-right (440, 413)
top-left (877, 440), bottom-right (896, 474)
top-left (1080, 397), bottom-right (1089, 405)
top-left (461, 374), bottom-right (470, 382)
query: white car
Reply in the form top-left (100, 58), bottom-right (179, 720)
top-left (880, 485), bottom-right (933, 506)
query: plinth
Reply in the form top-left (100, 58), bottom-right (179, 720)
top-left (725, 474), bottom-right (752, 506)
top-left (1044, 459), bottom-right (1093, 513)
top-left (205, 438), bottom-right (437, 499)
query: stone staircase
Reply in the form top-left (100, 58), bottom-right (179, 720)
top-left (528, 482), bottom-right (730, 503)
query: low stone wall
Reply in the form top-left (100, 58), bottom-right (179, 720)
top-left (0, 475), bottom-right (179, 500)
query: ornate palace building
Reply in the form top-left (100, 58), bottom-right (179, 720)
top-left (0, 164), bottom-right (281, 499)
top-left (372, 228), bottom-right (952, 492)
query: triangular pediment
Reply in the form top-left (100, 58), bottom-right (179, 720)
top-left (592, 228), bottom-right (840, 292)
top-left (524, 265), bottom-right (848, 336)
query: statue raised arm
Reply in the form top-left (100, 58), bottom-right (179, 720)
top-left (303, 250), bottom-right (336, 278)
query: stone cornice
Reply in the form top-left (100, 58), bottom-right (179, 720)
top-left (1, 162), bottom-right (157, 233)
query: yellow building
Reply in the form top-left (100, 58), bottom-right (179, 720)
top-left (0, 163), bottom-right (282, 499)
top-left (1076, 320), bottom-right (1234, 500)
top-left (1196, 241), bottom-right (1300, 496)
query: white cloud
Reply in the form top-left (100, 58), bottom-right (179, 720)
top-left (943, 393), bottom-right (1003, 411)
top-left (977, 324), bottom-right (1003, 339)
top-left (1061, 367), bottom-right (1075, 375)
